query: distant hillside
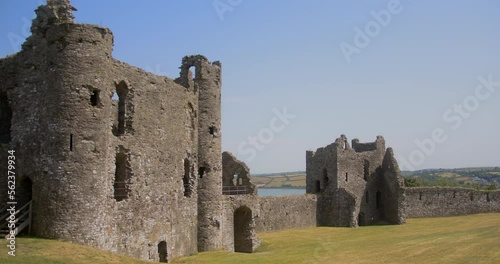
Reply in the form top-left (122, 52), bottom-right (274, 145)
top-left (251, 167), bottom-right (500, 190)
top-left (402, 167), bottom-right (500, 190)
top-left (251, 172), bottom-right (306, 189)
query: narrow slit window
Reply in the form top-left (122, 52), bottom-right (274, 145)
top-left (70, 134), bottom-right (73, 151)
top-left (183, 159), bottom-right (191, 197)
top-left (364, 160), bottom-right (369, 181)
top-left (345, 172), bottom-right (348, 182)
top-left (323, 168), bottom-right (328, 187)
top-left (114, 152), bottom-right (130, 201)
top-left (115, 81), bottom-right (129, 136)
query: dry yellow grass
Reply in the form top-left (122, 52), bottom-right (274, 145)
top-left (174, 213), bottom-right (500, 264)
top-left (3, 214), bottom-right (498, 264)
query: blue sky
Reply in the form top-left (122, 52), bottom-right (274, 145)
top-left (1, 0), bottom-right (499, 173)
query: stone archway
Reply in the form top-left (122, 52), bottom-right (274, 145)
top-left (234, 206), bottom-right (253, 253)
top-left (157, 241), bottom-right (167, 262)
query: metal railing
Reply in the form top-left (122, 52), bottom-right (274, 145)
top-left (222, 186), bottom-right (249, 195)
top-left (0, 200), bottom-right (32, 238)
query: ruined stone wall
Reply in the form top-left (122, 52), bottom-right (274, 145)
top-left (105, 60), bottom-right (200, 261)
top-left (221, 195), bottom-right (260, 253)
top-left (222, 151), bottom-right (256, 195)
top-left (306, 143), bottom-right (338, 194)
top-left (404, 187), bottom-right (500, 218)
top-left (0, 2), bottom-right (210, 262)
top-left (255, 194), bottom-right (317, 232)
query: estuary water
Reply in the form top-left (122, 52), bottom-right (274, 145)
top-left (257, 188), bottom-right (306, 197)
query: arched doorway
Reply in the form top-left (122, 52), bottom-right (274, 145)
top-left (157, 241), bottom-right (167, 262)
top-left (358, 212), bottom-right (366, 226)
top-left (234, 206), bottom-right (252, 253)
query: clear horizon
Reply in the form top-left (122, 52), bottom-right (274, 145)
top-left (1, 0), bottom-right (499, 174)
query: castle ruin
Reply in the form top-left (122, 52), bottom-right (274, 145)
top-left (0, 1), bottom-right (499, 262)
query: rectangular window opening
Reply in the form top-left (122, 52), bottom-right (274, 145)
top-left (114, 152), bottom-right (130, 201)
top-left (90, 89), bottom-right (100, 106)
top-left (198, 166), bottom-right (206, 178)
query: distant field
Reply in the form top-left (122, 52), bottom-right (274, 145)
top-left (252, 167), bottom-right (500, 189)
top-left (251, 172), bottom-right (306, 189)
top-left (175, 213), bottom-right (500, 264)
top-left (2, 214), bottom-right (499, 263)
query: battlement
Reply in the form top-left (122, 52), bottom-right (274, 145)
top-left (352, 135), bottom-right (385, 153)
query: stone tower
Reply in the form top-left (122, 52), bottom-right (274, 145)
top-left (177, 56), bottom-right (224, 251)
top-left (306, 135), bottom-right (405, 227)
top-left (0, 0), bottom-right (117, 247)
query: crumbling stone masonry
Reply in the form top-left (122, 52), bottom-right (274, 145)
top-left (1, 1), bottom-right (500, 263)
top-left (0, 0), bottom-right (234, 262)
top-left (222, 151), bottom-right (257, 195)
top-left (306, 135), bottom-right (406, 227)
top-left (404, 187), bottom-right (500, 218)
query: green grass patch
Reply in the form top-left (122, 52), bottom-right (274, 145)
top-left (174, 213), bottom-right (500, 264)
top-left (1, 214), bottom-right (499, 263)
top-left (0, 237), bottom-right (150, 264)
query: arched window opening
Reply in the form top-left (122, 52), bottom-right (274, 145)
top-left (232, 174), bottom-right (238, 186)
top-left (115, 81), bottom-right (129, 136)
top-left (188, 66), bottom-right (197, 80)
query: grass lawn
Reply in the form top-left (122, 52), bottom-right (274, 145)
top-left (175, 213), bottom-right (500, 264)
top-left (1, 213), bottom-right (498, 263)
